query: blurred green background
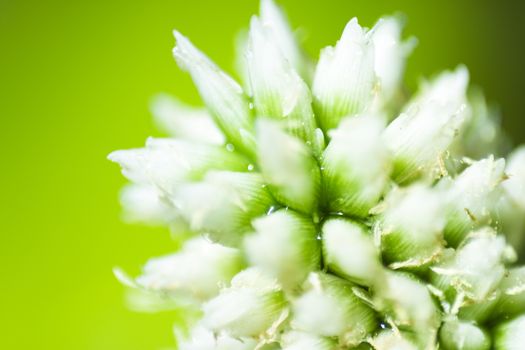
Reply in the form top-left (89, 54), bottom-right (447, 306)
top-left (1, 0), bottom-right (524, 348)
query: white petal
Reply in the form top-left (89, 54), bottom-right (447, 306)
top-left (372, 16), bottom-right (416, 104)
top-left (379, 184), bottom-right (446, 267)
top-left (151, 94), bottom-right (224, 144)
top-left (174, 171), bottom-right (274, 246)
top-left (322, 218), bottom-right (382, 286)
top-left (322, 114), bottom-right (390, 217)
top-left (444, 156), bottom-right (505, 246)
top-left (259, 0), bottom-right (307, 77)
top-left (503, 146), bottom-right (525, 210)
top-left (247, 17), bottom-right (318, 149)
top-left (173, 31), bottom-right (255, 156)
top-left (292, 272), bottom-right (376, 345)
top-left (256, 119), bottom-right (320, 213)
top-left (202, 268), bottom-right (287, 337)
top-left (244, 209), bottom-right (320, 289)
top-left (312, 18), bottom-right (376, 131)
top-left (384, 66), bottom-right (470, 183)
top-left (136, 237), bottom-right (243, 300)
top-left (178, 325), bottom-right (257, 350)
top-left (119, 183), bottom-right (176, 225)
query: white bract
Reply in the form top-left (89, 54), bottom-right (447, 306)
top-left (109, 0), bottom-right (525, 348)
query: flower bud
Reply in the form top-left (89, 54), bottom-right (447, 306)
top-left (312, 18), bottom-right (376, 131)
top-left (384, 66), bottom-right (469, 183)
top-left (247, 17), bottom-right (319, 151)
top-left (322, 218), bottom-right (382, 286)
top-left (322, 115), bottom-right (390, 217)
top-left (371, 16), bottom-right (416, 106)
top-left (494, 314), bottom-right (525, 350)
top-left (431, 228), bottom-right (510, 303)
top-left (135, 237), bottom-right (243, 300)
top-left (244, 209), bottom-right (320, 289)
top-left (280, 331), bottom-right (337, 350)
top-left (173, 31), bottom-right (255, 156)
top-left (375, 271), bottom-right (440, 347)
top-left (259, 0), bottom-right (309, 79)
top-left (177, 325), bottom-right (257, 350)
top-left (150, 94), bottom-right (224, 145)
top-left (174, 171), bottom-right (274, 246)
top-left (489, 266), bottom-right (525, 321)
top-left (444, 156), bottom-right (506, 247)
top-left (202, 268), bottom-right (288, 338)
top-left (291, 272), bottom-right (377, 346)
top-left (108, 138), bottom-right (251, 197)
top-left (369, 330), bottom-right (418, 350)
top-left (439, 318), bottom-right (491, 350)
top-left (378, 184), bottom-right (446, 269)
top-left (119, 183), bottom-right (176, 225)
top-left (256, 119), bottom-right (320, 213)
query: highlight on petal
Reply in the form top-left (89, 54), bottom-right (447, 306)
top-left (173, 31), bottom-right (255, 156)
top-left (384, 66), bottom-right (470, 183)
top-left (280, 331), bottom-right (337, 350)
top-left (322, 114), bottom-right (391, 217)
top-left (312, 18), bottom-right (376, 132)
top-left (256, 119), bottom-right (320, 213)
top-left (151, 94), bottom-right (224, 144)
top-left (244, 209), bottom-right (320, 289)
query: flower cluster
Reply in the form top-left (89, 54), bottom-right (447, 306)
top-left (109, 1), bottom-right (525, 349)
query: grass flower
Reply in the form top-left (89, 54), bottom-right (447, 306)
top-left (109, 0), bottom-right (525, 348)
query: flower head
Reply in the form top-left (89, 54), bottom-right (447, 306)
top-left (110, 1), bottom-right (525, 348)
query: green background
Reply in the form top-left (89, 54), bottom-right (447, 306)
top-left (1, 0), bottom-right (524, 348)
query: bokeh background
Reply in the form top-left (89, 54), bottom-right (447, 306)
top-left (1, 0), bottom-right (525, 348)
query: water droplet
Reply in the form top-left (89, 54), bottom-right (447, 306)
top-left (226, 144), bottom-right (235, 152)
top-left (266, 206), bottom-right (277, 215)
top-left (247, 164), bottom-right (254, 171)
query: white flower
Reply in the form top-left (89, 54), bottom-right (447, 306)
top-left (109, 1), bottom-right (525, 348)
top-left (312, 18), bottom-right (376, 131)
